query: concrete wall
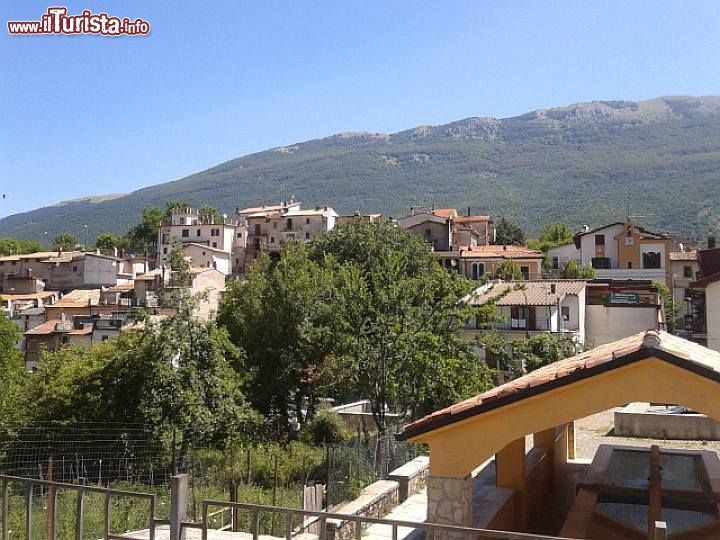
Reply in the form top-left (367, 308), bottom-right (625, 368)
top-left (615, 402), bottom-right (720, 440)
top-left (585, 305), bottom-right (658, 346)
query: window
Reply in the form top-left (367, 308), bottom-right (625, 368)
top-left (561, 306), bottom-right (570, 321)
top-left (197, 229), bottom-right (201, 237)
top-left (425, 228), bottom-right (432, 237)
top-left (254, 224), bottom-right (261, 235)
top-left (305, 218), bottom-right (310, 225)
top-left (270, 237), bottom-right (275, 243)
top-left (684, 266), bottom-right (693, 278)
top-left (642, 251), bottom-right (662, 269)
top-left (72, 265), bottom-right (78, 272)
top-left (591, 257), bottom-right (611, 269)
top-left (286, 218), bottom-right (293, 230)
top-left (627, 262), bottom-right (632, 269)
top-left (161, 233), bottom-right (169, 243)
top-left (552, 257), bottom-right (560, 270)
top-left (471, 262), bottom-right (485, 280)
top-left (163, 247), bottom-right (168, 254)
top-left (181, 229), bottom-right (189, 238)
top-left (305, 232), bottom-right (310, 240)
top-left (212, 242), bottom-right (217, 248)
top-left (521, 266), bottom-right (530, 280)
top-left (595, 234), bottom-right (605, 246)
top-left (237, 232), bottom-right (242, 238)
top-left (253, 239), bottom-right (260, 250)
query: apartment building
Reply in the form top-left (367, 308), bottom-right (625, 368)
top-left (240, 201), bottom-right (338, 266)
top-left (156, 207), bottom-right (240, 274)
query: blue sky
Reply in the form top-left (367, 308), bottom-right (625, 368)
top-left (2, 0), bottom-right (720, 218)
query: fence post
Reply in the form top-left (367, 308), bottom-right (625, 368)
top-left (653, 521), bottom-right (667, 540)
top-left (170, 474), bottom-right (189, 540)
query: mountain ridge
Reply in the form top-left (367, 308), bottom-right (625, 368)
top-left (3, 95), bottom-right (720, 242)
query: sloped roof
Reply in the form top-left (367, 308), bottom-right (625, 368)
top-left (454, 215), bottom-right (492, 223)
top-left (691, 271), bottom-right (720, 288)
top-left (398, 330), bottom-right (720, 440)
top-left (464, 280), bottom-right (586, 306)
top-left (458, 245), bottom-right (543, 259)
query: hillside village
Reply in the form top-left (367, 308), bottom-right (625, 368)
top-left (1, 200), bottom-right (718, 367)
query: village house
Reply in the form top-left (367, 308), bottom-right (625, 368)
top-left (181, 243), bottom-right (232, 274)
top-left (398, 207), bottom-right (494, 251)
top-left (669, 249), bottom-right (699, 324)
top-left (463, 280), bottom-right (587, 348)
top-left (156, 206), bottom-right (241, 275)
top-left (240, 201), bottom-right (338, 267)
top-left (23, 316), bottom-right (93, 371)
top-left (689, 243), bottom-right (720, 351)
top-left (397, 210), bottom-right (453, 251)
top-left (548, 221), bottom-right (674, 286)
top-left (435, 244), bottom-right (544, 280)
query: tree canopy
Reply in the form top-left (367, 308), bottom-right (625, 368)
top-left (494, 217), bottom-right (526, 246)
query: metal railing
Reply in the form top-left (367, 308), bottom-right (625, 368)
top-left (0, 474), bottom-right (164, 540)
top-left (191, 501), bottom-right (581, 540)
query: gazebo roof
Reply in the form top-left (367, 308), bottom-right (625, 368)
top-left (398, 330), bottom-right (720, 440)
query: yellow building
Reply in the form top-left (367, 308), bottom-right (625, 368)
top-left (398, 330), bottom-right (720, 539)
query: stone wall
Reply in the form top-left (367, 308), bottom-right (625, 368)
top-left (325, 479), bottom-right (399, 540)
top-left (387, 456), bottom-right (429, 502)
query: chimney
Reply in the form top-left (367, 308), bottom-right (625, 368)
top-left (709, 236), bottom-right (717, 250)
top-left (550, 284), bottom-right (556, 294)
top-left (467, 206), bottom-right (471, 217)
top-left (26, 268), bottom-right (32, 278)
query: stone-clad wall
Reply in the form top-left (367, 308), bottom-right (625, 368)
top-left (427, 475), bottom-right (472, 526)
top-left (325, 480), bottom-right (400, 540)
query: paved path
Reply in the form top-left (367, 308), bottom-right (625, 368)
top-left (362, 490), bottom-right (427, 540)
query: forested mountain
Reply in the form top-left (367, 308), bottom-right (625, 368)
top-left (3, 95), bottom-right (720, 242)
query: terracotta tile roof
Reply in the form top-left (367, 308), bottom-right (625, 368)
top-left (458, 245), bottom-right (543, 259)
top-left (465, 280), bottom-right (586, 307)
top-left (398, 330), bottom-right (720, 440)
top-left (670, 251), bottom-right (698, 262)
top-left (24, 319), bottom-right (70, 335)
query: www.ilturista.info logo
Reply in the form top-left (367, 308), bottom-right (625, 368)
top-left (8, 7), bottom-right (150, 36)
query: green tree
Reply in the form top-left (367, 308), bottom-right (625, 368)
top-left (561, 259), bottom-right (597, 279)
top-left (310, 221), bottom-right (492, 431)
top-left (299, 406), bottom-right (349, 445)
top-left (95, 233), bottom-right (125, 255)
top-left (198, 205), bottom-right (223, 223)
top-left (0, 237), bottom-right (44, 256)
top-left (219, 242), bottom-right (338, 431)
top-left (511, 333), bottom-right (578, 374)
top-left (0, 312), bottom-right (25, 424)
top-left (164, 200), bottom-right (190, 219)
top-left (653, 280), bottom-right (681, 333)
top-left (52, 233), bottom-right (79, 251)
top-left (494, 217), bottom-right (525, 246)
top-left (125, 207), bottom-right (165, 254)
top-left (18, 300), bottom-right (258, 467)
top-left (494, 260), bottom-right (524, 280)
top-left (167, 238), bottom-right (191, 288)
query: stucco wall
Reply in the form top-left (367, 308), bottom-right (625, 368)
top-left (585, 305), bottom-right (658, 347)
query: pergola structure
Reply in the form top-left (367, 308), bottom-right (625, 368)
top-left (397, 330), bottom-right (720, 538)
